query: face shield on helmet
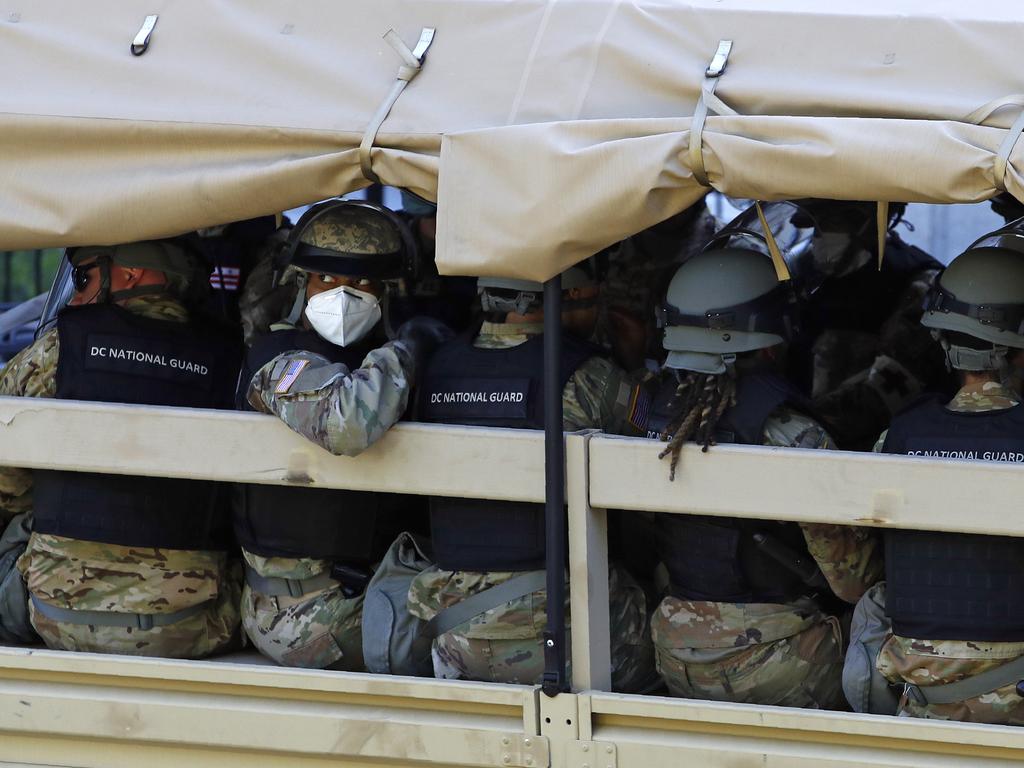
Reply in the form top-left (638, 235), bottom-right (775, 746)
top-left (658, 248), bottom-right (798, 374)
top-left (277, 199), bottom-right (415, 346)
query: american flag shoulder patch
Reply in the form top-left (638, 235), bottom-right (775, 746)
top-left (626, 384), bottom-right (652, 432)
top-left (274, 358), bottom-right (309, 394)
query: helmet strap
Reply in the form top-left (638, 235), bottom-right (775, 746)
top-left (285, 271), bottom-right (309, 326)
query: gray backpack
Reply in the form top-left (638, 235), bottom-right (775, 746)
top-left (842, 582), bottom-right (900, 715)
top-left (361, 532), bottom-right (435, 676)
top-left (0, 512), bottom-right (38, 644)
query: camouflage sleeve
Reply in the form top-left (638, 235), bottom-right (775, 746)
top-left (562, 355), bottom-right (640, 434)
top-left (247, 342), bottom-right (413, 457)
top-left (799, 522), bottom-right (883, 604)
top-left (0, 329), bottom-right (59, 526)
top-left (763, 407), bottom-right (883, 603)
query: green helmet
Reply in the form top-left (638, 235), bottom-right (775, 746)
top-left (659, 248), bottom-right (797, 373)
top-left (69, 240), bottom-right (207, 298)
top-left (478, 266), bottom-right (595, 315)
top-left (921, 221), bottom-right (1024, 369)
top-left (285, 199), bottom-right (411, 279)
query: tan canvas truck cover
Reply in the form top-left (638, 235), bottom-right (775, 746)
top-left (1, 0), bottom-right (1023, 280)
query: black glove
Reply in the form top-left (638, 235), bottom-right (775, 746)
top-left (394, 316), bottom-right (454, 372)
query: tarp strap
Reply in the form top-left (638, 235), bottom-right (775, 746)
top-left (359, 27), bottom-right (436, 184)
top-left (688, 40), bottom-right (737, 187)
top-left (876, 201), bottom-right (889, 269)
top-left (962, 94), bottom-right (1024, 126)
top-left (995, 110), bottom-right (1024, 192)
top-left (130, 15), bottom-right (159, 57)
top-left (754, 201), bottom-right (791, 282)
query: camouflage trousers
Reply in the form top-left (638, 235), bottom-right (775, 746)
top-left (29, 560), bottom-right (244, 659)
top-left (877, 633), bottom-right (1024, 725)
top-left (651, 596), bottom-right (846, 708)
top-left (408, 563), bottom-right (656, 692)
top-left (242, 583), bottom-right (365, 671)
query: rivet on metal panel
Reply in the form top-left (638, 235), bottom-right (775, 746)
top-left (569, 741), bottom-right (616, 768)
top-left (498, 733), bottom-right (551, 768)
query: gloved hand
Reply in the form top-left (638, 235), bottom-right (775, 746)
top-left (393, 316), bottom-right (454, 375)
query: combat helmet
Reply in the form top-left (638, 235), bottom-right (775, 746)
top-left (659, 247), bottom-right (798, 373)
top-left (284, 199), bottom-right (414, 279)
top-left (478, 265), bottom-right (596, 316)
top-left (68, 240), bottom-right (209, 303)
top-left (921, 217), bottom-right (1024, 370)
top-left (278, 199), bottom-right (415, 324)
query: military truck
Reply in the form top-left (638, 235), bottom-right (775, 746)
top-left (3, 2), bottom-right (1024, 766)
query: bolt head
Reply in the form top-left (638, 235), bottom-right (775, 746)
top-left (545, 639), bottom-right (555, 647)
top-left (502, 757), bottom-right (510, 765)
top-left (606, 746), bottom-right (614, 754)
top-left (524, 739), bottom-right (531, 747)
top-left (525, 758), bottom-right (533, 766)
top-left (582, 744), bottom-right (589, 752)
top-left (502, 737), bottom-right (510, 746)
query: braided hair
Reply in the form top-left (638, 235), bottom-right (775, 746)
top-left (658, 367), bottom-right (737, 480)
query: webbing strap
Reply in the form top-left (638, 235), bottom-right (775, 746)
top-left (31, 594), bottom-right (210, 630)
top-left (904, 653), bottom-right (1024, 707)
top-left (687, 40), bottom-right (737, 188)
top-left (876, 201), bottom-right (889, 270)
top-left (244, 563), bottom-right (339, 599)
top-left (359, 27), bottom-right (435, 184)
top-left (995, 110), bottom-right (1024, 193)
top-left (754, 201), bottom-right (791, 282)
top-left (422, 569), bottom-right (547, 639)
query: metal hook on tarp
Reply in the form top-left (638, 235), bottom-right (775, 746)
top-left (359, 27), bottom-right (436, 184)
top-left (131, 15), bottom-right (159, 56)
top-left (688, 40), bottom-right (739, 188)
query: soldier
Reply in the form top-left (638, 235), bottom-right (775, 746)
top-left (408, 267), bottom-right (656, 691)
top-left (702, 200), bottom-right (948, 450)
top-left (0, 241), bottom-right (243, 657)
top-left (643, 247), bottom-right (882, 707)
top-left (237, 199), bottom-right (450, 669)
top-left (872, 223), bottom-right (1024, 724)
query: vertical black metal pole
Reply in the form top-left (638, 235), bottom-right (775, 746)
top-left (541, 274), bottom-right (566, 696)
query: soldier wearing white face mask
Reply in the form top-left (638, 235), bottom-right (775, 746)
top-left (235, 199), bottom-right (451, 670)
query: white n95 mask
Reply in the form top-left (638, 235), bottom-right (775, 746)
top-left (304, 285), bottom-right (382, 347)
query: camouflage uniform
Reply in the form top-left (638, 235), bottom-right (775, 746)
top-left (875, 380), bottom-right (1024, 724)
top-left (240, 310), bottom-right (418, 669)
top-left (0, 296), bottom-right (243, 658)
top-left (651, 408), bottom-right (883, 708)
top-left (407, 321), bottom-right (656, 691)
top-left (245, 339), bottom-right (414, 457)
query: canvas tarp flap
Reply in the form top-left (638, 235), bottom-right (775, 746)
top-left (438, 113), bottom-right (1024, 280)
top-left (1, 1), bottom-right (1024, 279)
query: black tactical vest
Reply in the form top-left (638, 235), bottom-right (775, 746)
top-left (882, 396), bottom-right (1024, 641)
top-left (651, 371), bottom-right (828, 603)
top-left (233, 328), bottom-right (394, 564)
top-left (419, 331), bottom-right (599, 571)
top-left (33, 303), bottom-right (241, 550)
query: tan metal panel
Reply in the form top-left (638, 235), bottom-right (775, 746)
top-left (589, 434), bottom-right (1024, 537)
top-left (583, 692), bottom-right (1024, 767)
top-left (0, 649), bottom-right (546, 768)
top-left (0, 398), bottom-right (544, 502)
top-left (567, 432), bottom-right (611, 694)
